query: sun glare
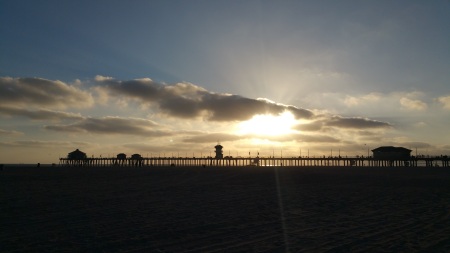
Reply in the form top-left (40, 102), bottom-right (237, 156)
top-left (237, 111), bottom-right (297, 136)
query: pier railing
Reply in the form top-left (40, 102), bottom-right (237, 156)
top-left (59, 156), bottom-right (450, 167)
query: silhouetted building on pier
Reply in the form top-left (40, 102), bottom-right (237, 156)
top-left (131, 154), bottom-right (142, 159)
top-left (215, 144), bottom-right (223, 159)
top-left (372, 146), bottom-right (411, 159)
top-left (131, 154), bottom-right (143, 167)
top-left (117, 153), bottom-right (127, 159)
top-left (68, 149), bottom-right (87, 160)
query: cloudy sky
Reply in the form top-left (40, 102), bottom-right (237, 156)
top-left (1, 0), bottom-right (449, 163)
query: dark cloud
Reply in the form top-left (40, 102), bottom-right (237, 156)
top-left (159, 95), bottom-right (202, 118)
top-left (45, 117), bottom-right (173, 137)
top-left (122, 142), bottom-right (212, 154)
top-left (201, 94), bottom-right (280, 121)
top-left (201, 94), bottom-right (313, 121)
top-left (396, 142), bottom-right (431, 149)
top-left (0, 77), bottom-right (93, 109)
top-left (325, 116), bottom-right (392, 129)
top-left (0, 106), bottom-right (83, 121)
top-left (0, 140), bottom-right (91, 148)
top-left (294, 134), bottom-right (341, 143)
top-left (97, 77), bottom-right (313, 121)
top-left (294, 116), bottom-right (392, 132)
top-left (285, 106), bottom-right (315, 119)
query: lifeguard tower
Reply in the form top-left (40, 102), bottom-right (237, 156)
top-left (214, 144), bottom-right (223, 159)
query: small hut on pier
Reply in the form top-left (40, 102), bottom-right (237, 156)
top-left (66, 149), bottom-right (87, 166)
top-left (117, 153), bottom-right (127, 159)
top-left (131, 154), bottom-right (142, 159)
top-left (116, 153), bottom-right (127, 166)
top-left (372, 146), bottom-right (411, 159)
top-left (68, 149), bottom-right (87, 160)
top-left (131, 154), bottom-right (143, 167)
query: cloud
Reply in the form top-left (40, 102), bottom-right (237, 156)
top-left (94, 75), bottom-right (114, 82)
top-left (0, 140), bottom-right (91, 149)
top-left (0, 77), bottom-right (94, 109)
top-left (400, 142), bottom-right (431, 149)
top-left (0, 128), bottom-right (23, 136)
top-left (294, 121), bottom-right (324, 132)
top-left (201, 94), bottom-right (313, 121)
top-left (45, 116), bottom-right (173, 137)
top-left (399, 97), bottom-right (427, 111)
top-left (97, 76), bottom-right (314, 121)
top-left (0, 105), bottom-right (83, 121)
top-left (279, 133), bottom-right (341, 143)
top-left (182, 133), bottom-right (244, 143)
top-left (356, 130), bottom-right (381, 137)
top-left (91, 86), bottom-right (109, 105)
top-left (180, 130), bottom-right (342, 144)
top-left (0, 76), bottom-right (392, 146)
top-left (294, 115), bottom-right (392, 133)
top-left (441, 145), bottom-right (450, 150)
top-left (301, 91), bottom-right (436, 117)
top-left (344, 92), bottom-right (382, 107)
top-left (413, 122), bottom-right (427, 128)
top-left (325, 116), bottom-right (392, 129)
top-left (437, 95), bottom-right (450, 110)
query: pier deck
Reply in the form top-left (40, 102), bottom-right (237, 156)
top-left (59, 156), bottom-right (450, 167)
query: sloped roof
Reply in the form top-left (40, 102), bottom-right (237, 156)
top-left (371, 146), bottom-right (412, 153)
top-left (69, 149), bottom-right (86, 155)
top-left (131, 154), bottom-right (142, 159)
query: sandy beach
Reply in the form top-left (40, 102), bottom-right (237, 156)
top-left (1, 166), bottom-right (450, 252)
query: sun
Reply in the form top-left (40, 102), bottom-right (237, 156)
top-left (236, 111), bottom-right (297, 136)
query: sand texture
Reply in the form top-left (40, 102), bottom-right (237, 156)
top-left (1, 166), bottom-right (450, 252)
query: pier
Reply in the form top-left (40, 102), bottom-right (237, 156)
top-left (59, 156), bottom-right (450, 168)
